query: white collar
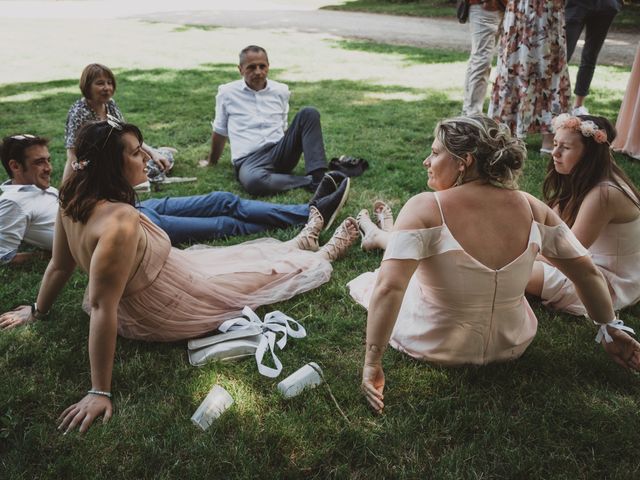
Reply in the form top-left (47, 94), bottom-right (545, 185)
top-left (0, 180), bottom-right (58, 194)
top-left (242, 79), bottom-right (270, 93)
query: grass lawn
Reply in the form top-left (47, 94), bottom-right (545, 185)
top-left (324, 0), bottom-right (640, 32)
top-left (1, 43), bottom-right (639, 478)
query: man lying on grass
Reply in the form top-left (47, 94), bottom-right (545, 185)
top-left (0, 133), bottom-right (351, 264)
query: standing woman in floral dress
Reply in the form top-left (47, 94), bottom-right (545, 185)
top-left (488, 0), bottom-right (570, 153)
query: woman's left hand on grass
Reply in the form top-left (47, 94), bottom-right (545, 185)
top-left (601, 328), bottom-right (640, 371)
top-left (58, 394), bottom-right (113, 434)
top-left (0, 305), bottom-right (34, 330)
top-left (362, 363), bottom-right (385, 414)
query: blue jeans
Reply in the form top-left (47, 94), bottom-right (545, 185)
top-left (138, 191), bottom-right (309, 244)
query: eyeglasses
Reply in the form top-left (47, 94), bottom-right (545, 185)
top-left (101, 114), bottom-right (123, 149)
top-left (10, 134), bottom-right (36, 141)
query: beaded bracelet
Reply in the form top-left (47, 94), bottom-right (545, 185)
top-left (87, 389), bottom-right (112, 399)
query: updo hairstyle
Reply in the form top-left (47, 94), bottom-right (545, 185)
top-left (435, 114), bottom-right (527, 189)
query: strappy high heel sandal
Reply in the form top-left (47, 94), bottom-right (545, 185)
top-left (356, 209), bottom-right (383, 251)
top-left (373, 201), bottom-right (393, 232)
top-left (319, 217), bottom-right (359, 261)
top-left (291, 206), bottom-right (323, 251)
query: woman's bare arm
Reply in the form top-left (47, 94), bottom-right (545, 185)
top-left (58, 206), bottom-right (141, 433)
top-left (63, 148), bottom-right (77, 180)
top-left (0, 210), bottom-right (76, 329)
top-left (361, 194), bottom-right (431, 412)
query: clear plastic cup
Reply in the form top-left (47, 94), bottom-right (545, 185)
top-left (277, 362), bottom-right (323, 398)
top-left (191, 384), bottom-right (234, 430)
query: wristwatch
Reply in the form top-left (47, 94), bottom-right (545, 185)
top-left (31, 303), bottom-right (49, 321)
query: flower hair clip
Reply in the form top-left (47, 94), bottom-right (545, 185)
top-left (71, 159), bottom-right (91, 171)
top-left (552, 113), bottom-right (608, 144)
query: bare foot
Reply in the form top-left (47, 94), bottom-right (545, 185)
top-left (373, 201), bottom-right (394, 232)
top-left (356, 209), bottom-right (386, 251)
top-left (319, 217), bottom-right (359, 261)
top-left (198, 159), bottom-right (213, 168)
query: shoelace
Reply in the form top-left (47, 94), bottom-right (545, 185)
top-left (294, 207), bottom-right (322, 251)
top-left (374, 204), bottom-right (393, 231)
top-left (321, 220), bottom-right (357, 261)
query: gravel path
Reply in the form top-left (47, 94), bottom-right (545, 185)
top-left (137, 8), bottom-right (638, 66)
top-left (0, 0), bottom-right (636, 90)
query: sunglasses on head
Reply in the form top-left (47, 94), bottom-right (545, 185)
top-left (101, 114), bottom-right (123, 149)
top-left (10, 134), bottom-right (36, 141)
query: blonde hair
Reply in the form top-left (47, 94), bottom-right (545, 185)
top-left (435, 114), bottom-right (527, 189)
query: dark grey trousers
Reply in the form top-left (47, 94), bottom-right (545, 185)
top-left (565, 2), bottom-right (618, 97)
top-left (235, 107), bottom-right (328, 196)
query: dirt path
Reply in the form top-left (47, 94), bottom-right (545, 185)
top-left (0, 0), bottom-right (635, 93)
top-left (136, 8), bottom-right (638, 66)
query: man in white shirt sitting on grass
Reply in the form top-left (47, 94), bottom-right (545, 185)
top-left (202, 45), bottom-right (337, 196)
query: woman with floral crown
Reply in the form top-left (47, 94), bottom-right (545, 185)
top-left (526, 114), bottom-right (640, 316)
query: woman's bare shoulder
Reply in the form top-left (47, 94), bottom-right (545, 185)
top-left (519, 191), bottom-right (558, 225)
top-left (395, 192), bottom-right (441, 230)
top-left (75, 202), bottom-right (140, 244)
top-left (92, 201), bottom-right (138, 220)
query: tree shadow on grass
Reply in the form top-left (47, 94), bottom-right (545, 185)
top-left (1, 64), bottom-right (638, 478)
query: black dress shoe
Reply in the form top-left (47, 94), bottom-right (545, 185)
top-left (310, 175), bottom-right (351, 231)
top-left (309, 170), bottom-right (348, 203)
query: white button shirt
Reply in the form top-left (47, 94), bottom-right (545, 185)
top-left (212, 79), bottom-right (290, 163)
top-left (0, 182), bottom-right (58, 263)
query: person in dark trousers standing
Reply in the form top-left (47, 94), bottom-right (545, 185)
top-left (565, 0), bottom-right (622, 115)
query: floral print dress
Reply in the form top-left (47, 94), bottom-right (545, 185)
top-left (64, 98), bottom-right (173, 182)
top-left (488, 0), bottom-right (570, 137)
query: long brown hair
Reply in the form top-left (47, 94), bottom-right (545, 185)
top-left (542, 115), bottom-right (640, 226)
top-left (59, 121), bottom-right (142, 223)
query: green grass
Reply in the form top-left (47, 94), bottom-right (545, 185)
top-left (336, 39), bottom-right (469, 63)
top-left (325, 0), bottom-right (640, 32)
top-left (172, 24), bottom-right (221, 33)
top-left (324, 0), bottom-right (458, 18)
top-left (1, 43), bottom-right (639, 479)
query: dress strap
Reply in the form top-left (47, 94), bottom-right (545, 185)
top-left (519, 191), bottom-right (535, 221)
top-left (604, 178), bottom-right (640, 210)
top-left (433, 192), bottom-right (445, 225)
